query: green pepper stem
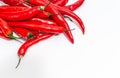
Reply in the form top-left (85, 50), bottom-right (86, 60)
top-left (28, 32), bottom-right (34, 39)
top-left (26, 0), bottom-right (30, 2)
top-left (8, 33), bottom-right (23, 43)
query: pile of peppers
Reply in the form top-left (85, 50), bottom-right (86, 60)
top-left (0, 0), bottom-right (85, 68)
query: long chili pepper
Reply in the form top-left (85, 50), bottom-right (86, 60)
top-left (26, 0), bottom-right (74, 43)
top-left (8, 21), bottom-right (65, 34)
top-left (54, 5), bottom-right (85, 34)
top-left (13, 27), bottom-right (34, 40)
top-left (0, 6), bottom-right (42, 21)
top-left (0, 6), bottom-right (52, 19)
top-left (2, 0), bottom-right (31, 7)
top-left (16, 33), bottom-right (53, 68)
top-left (0, 18), bottom-right (19, 39)
top-left (31, 18), bottom-right (57, 25)
top-left (24, 0), bottom-right (84, 34)
top-left (54, 0), bottom-right (68, 6)
top-left (65, 0), bottom-right (84, 11)
top-left (0, 6), bottom-right (28, 12)
top-left (2, 0), bottom-right (23, 5)
top-left (28, 0), bottom-right (84, 34)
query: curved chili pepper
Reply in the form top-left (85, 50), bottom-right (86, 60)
top-left (26, 0), bottom-right (74, 43)
top-left (31, 18), bottom-right (57, 25)
top-left (2, 0), bottom-right (31, 7)
top-left (13, 27), bottom-right (34, 40)
top-left (16, 33), bottom-right (53, 68)
top-left (8, 21), bottom-right (65, 34)
top-left (0, 6), bottom-right (28, 12)
top-left (54, 0), bottom-right (68, 6)
top-left (0, 6), bottom-right (51, 19)
top-left (65, 0), bottom-right (85, 11)
top-left (55, 5), bottom-right (85, 34)
top-left (2, 0), bottom-right (23, 5)
top-left (0, 18), bottom-right (18, 39)
top-left (0, 6), bottom-right (41, 21)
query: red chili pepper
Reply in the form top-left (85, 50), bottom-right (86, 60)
top-left (65, 0), bottom-right (85, 11)
top-left (31, 18), bottom-right (57, 25)
top-left (30, 30), bottom-right (40, 35)
top-left (54, 0), bottom-right (68, 6)
top-left (35, 11), bottom-right (52, 19)
top-left (50, 0), bottom-right (58, 3)
top-left (8, 21), bottom-right (65, 34)
top-left (2, 0), bottom-right (31, 7)
top-left (0, 6), bottom-right (28, 12)
top-left (0, 6), bottom-right (41, 21)
top-left (16, 33), bottom-right (53, 68)
top-left (54, 5), bottom-right (85, 34)
top-left (13, 27), bottom-right (34, 40)
top-left (2, 0), bottom-right (23, 5)
top-left (25, 0), bottom-right (85, 34)
top-left (0, 29), bottom-right (9, 40)
top-left (26, 0), bottom-right (74, 43)
top-left (0, 6), bottom-right (51, 19)
top-left (0, 18), bottom-right (18, 39)
top-left (19, 1), bottom-right (34, 7)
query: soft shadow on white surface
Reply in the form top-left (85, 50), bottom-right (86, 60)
top-left (0, 0), bottom-right (120, 78)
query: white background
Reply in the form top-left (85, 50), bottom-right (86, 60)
top-left (0, 0), bottom-right (120, 78)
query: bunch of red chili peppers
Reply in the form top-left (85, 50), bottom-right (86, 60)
top-left (0, 0), bottom-right (85, 68)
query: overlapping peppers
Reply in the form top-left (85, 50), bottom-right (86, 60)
top-left (0, 0), bottom-right (85, 68)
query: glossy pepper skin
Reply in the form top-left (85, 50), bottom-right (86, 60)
top-left (35, 11), bottom-right (52, 19)
top-left (15, 33), bottom-right (53, 68)
top-left (54, 5), bottom-right (85, 34)
top-left (8, 21), bottom-right (65, 34)
top-left (65, 0), bottom-right (85, 11)
top-left (2, 0), bottom-right (31, 7)
top-left (0, 6), bottom-right (28, 12)
top-left (30, 18), bottom-right (57, 25)
top-left (18, 33), bottom-right (53, 56)
top-left (0, 18), bottom-right (15, 39)
top-left (26, 0), bottom-right (74, 44)
top-left (2, 0), bottom-right (23, 5)
top-left (13, 27), bottom-right (34, 40)
top-left (54, 0), bottom-right (68, 6)
top-left (0, 29), bottom-right (9, 39)
top-left (0, 6), bottom-right (41, 21)
top-left (0, 6), bottom-right (52, 19)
